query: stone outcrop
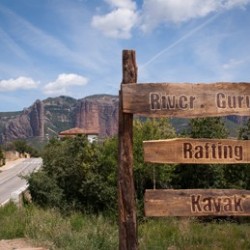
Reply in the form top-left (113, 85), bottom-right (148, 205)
top-left (75, 95), bottom-right (119, 138)
top-left (29, 100), bottom-right (44, 137)
top-left (2, 100), bottom-right (44, 142)
top-left (0, 95), bottom-right (119, 144)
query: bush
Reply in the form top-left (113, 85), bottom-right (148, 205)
top-left (28, 119), bottom-right (177, 214)
top-left (171, 117), bottom-right (229, 189)
top-left (28, 136), bottom-right (117, 213)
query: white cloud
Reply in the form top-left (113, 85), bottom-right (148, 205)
top-left (0, 77), bottom-right (38, 92)
top-left (92, 0), bottom-right (250, 37)
top-left (223, 0), bottom-right (250, 9)
top-left (222, 58), bottom-right (245, 70)
top-left (140, 0), bottom-right (250, 32)
top-left (91, 0), bottom-right (138, 39)
top-left (104, 0), bottom-right (136, 10)
top-left (43, 73), bottom-right (88, 96)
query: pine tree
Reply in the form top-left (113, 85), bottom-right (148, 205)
top-left (171, 117), bottom-right (228, 188)
top-left (223, 118), bottom-right (250, 189)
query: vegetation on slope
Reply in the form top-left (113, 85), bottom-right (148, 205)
top-left (26, 117), bottom-right (250, 214)
top-left (1, 117), bottom-right (250, 249)
top-left (1, 203), bottom-right (250, 250)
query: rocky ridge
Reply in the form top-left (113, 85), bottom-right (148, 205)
top-left (0, 94), bottom-right (248, 145)
top-left (0, 95), bottom-right (119, 144)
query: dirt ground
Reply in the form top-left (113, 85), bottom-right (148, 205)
top-left (0, 238), bottom-right (47, 250)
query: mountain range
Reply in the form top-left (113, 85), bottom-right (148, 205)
top-left (0, 95), bottom-right (119, 145)
top-left (0, 94), bottom-right (248, 147)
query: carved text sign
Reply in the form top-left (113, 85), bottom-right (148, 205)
top-left (143, 138), bottom-right (250, 164)
top-left (122, 82), bottom-right (250, 117)
top-left (144, 189), bottom-right (250, 217)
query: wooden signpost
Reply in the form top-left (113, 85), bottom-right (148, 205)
top-left (144, 138), bottom-right (250, 164)
top-left (145, 189), bottom-right (250, 217)
top-left (118, 50), bottom-right (250, 249)
top-left (122, 82), bottom-right (250, 117)
top-left (118, 50), bottom-right (137, 250)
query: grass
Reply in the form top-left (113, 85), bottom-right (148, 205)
top-left (25, 207), bottom-right (118, 250)
top-left (1, 203), bottom-right (250, 249)
top-left (0, 202), bottom-right (26, 239)
top-left (139, 218), bottom-right (250, 249)
top-left (0, 203), bottom-right (118, 250)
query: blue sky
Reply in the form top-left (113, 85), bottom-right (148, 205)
top-left (1, 0), bottom-right (250, 111)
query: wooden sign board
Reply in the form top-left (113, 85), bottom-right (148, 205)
top-left (122, 82), bottom-right (250, 118)
top-left (145, 189), bottom-right (250, 217)
top-left (144, 138), bottom-right (250, 164)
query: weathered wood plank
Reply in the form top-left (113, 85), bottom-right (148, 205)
top-left (122, 82), bottom-right (250, 117)
top-left (118, 50), bottom-right (138, 250)
top-left (145, 189), bottom-right (250, 217)
top-left (144, 138), bottom-right (250, 164)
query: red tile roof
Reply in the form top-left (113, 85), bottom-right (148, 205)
top-left (59, 127), bottom-right (99, 136)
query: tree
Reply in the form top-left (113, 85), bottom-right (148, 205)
top-left (171, 117), bottom-right (229, 188)
top-left (27, 119), bottom-right (177, 213)
top-left (11, 140), bottom-right (39, 157)
top-left (238, 118), bottom-right (250, 140)
top-left (133, 118), bottom-right (176, 200)
top-left (28, 135), bottom-right (117, 213)
top-left (223, 118), bottom-right (250, 189)
top-left (13, 140), bottom-right (28, 157)
top-left (0, 146), bottom-right (4, 166)
top-left (189, 117), bottom-right (228, 139)
top-left (0, 147), bottom-right (4, 160)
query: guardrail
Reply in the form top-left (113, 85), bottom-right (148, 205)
top-left (11, 185), bottom-right (31, 207)
top-left (1, 185), bottom-right (31, 207)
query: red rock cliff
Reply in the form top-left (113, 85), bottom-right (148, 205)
top-left (75, 95), bottom-right (119, 138)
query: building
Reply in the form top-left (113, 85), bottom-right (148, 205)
top-left (58, 127), bottom-right (99, 143)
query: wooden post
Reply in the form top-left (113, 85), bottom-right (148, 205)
top-left (118, 50), bottom-right (138, 250)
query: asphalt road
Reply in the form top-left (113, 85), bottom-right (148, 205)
top-left (0, 158), bottom-right (42, 205)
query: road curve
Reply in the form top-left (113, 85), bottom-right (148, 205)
top-left (0, 158), bottom-right (42, 205)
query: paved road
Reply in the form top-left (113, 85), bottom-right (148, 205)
top-left (0, 158), bottom-right (42, 205)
